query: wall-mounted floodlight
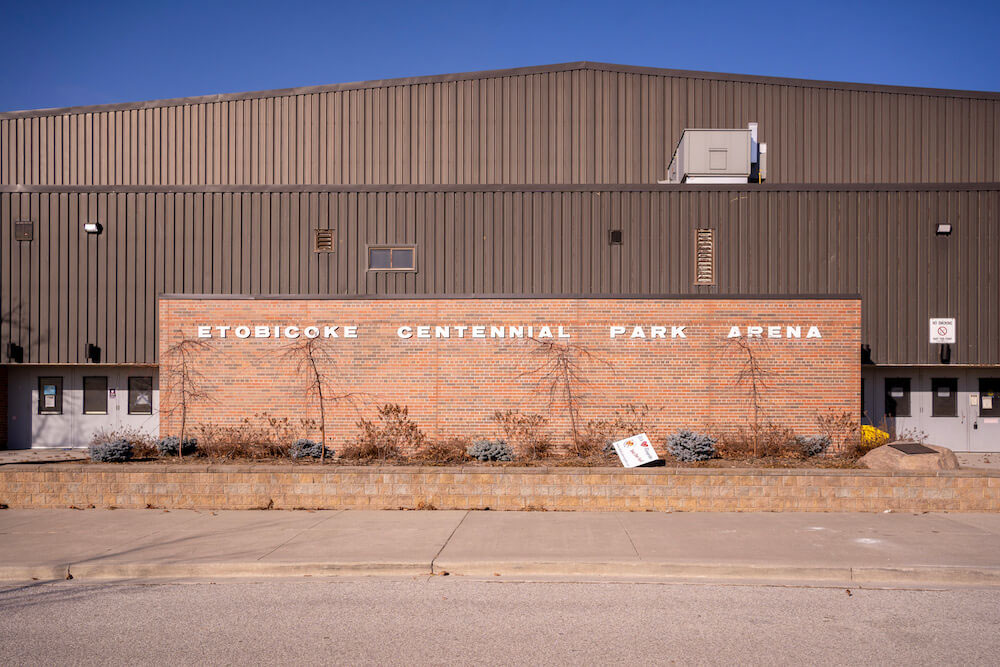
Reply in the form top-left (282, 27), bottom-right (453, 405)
top-left (84, 222), bottom-right (103, 234)
top-left (936, 222), bottom-right (952, 236)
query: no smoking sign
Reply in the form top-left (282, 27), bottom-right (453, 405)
top-left (929, 318), bottom-right (956, 344)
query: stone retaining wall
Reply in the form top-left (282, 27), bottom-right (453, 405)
top-left (1, 464), bottom-right (998, 512)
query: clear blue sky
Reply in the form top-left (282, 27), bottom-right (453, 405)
top-left (2, 0), bottom-right (998, 112)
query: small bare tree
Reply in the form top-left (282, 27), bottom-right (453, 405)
top-left (282, 336), bottom-right (366, 462)
top-left (516, 338), bottom-right (610, 455)
top-left (728, 336), bottom-right (774, 458)
top-left (161, 335), bottom-right (214, 460)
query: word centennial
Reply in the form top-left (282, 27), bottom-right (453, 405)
top-left (194, 324), bottom-right (824, 340)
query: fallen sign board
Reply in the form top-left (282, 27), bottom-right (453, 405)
top-left (612, 433), bottom-right (660, 468)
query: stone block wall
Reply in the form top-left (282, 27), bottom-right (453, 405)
top-left (1, 464), bottom-right (997, 512)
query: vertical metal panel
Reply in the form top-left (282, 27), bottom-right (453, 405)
top-left (1, 188), bottom-right (998, 366)
top-left (4, 66), bottom-right (1000, 185)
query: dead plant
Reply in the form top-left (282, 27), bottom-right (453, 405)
top-left (816, 410), bottom-right (863, 456)
top-left (578, 403), bottom-right (651, 458)
top-left (191, 413), bottom-right (315, 460)
top-left (342, 404), bottom-right (424, 461)
top-left (492, 409), bottom-right (551, 460)
top-left (411, 437), bottom-right (473, 464)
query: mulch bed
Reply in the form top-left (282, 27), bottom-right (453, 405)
top-left (74, 455), bottom-right (862, 469)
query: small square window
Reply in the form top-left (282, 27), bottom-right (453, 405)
top-left (981, 378), bottom-right (1000, 417)
top-left (884, 377), bottom-right (911, 418)
top-left (83, 376), bottom-right (108, 415)
top-left (609, 230), bottom-right (623, 245)
top-left (931, 378), bottom-right (958, 417)
top-left (38, 377), bottom-right (64, 415)
top-left (129, 376), bottom-right (154, 415)
top-left (368, 246), bottom-right (416, 271)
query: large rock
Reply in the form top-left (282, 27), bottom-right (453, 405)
top-left (859, 441), bottom-right (960, 472)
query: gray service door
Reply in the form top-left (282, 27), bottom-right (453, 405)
top-left (970, 376), bottom-right (1000, 452)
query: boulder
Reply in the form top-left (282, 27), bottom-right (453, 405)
top-left (859, 441), bottom-right (960, 472)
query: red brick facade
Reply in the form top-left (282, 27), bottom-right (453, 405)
top-left (159, 298), bottom-right (860, 452)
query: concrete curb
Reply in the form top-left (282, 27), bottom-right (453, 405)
top-left (3, 561), bottom-right (1000, 587)
top-left (434, 562), bottom-right (1000, 587)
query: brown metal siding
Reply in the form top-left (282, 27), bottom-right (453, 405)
top-left (2, 186), bottom-right (998, 366)
top-left (4, 66), bottom-right (1000, 186)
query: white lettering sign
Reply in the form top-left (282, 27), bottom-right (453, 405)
top-left (192, 323), bottom-right (825, 342)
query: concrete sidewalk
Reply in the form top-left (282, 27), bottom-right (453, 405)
top-left (1, 509), bottom-right (999, 587)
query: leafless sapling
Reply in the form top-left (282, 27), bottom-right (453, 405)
top-left (282, 336), bottom-right (366, 462)
top-left (728, 335), bottom-right (774, 458)
top-left (161, 334), bottom-right (214, 460)
top-left (516, 337), bottom-right (611, 456)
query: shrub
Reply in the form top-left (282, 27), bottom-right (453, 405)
top-left (716, 423), bottom-right (799, 459)
top-left (412, 437), bottom-right (472, 464)
top-left (816, 411), bottom-right (863, 455)
top-left (342, 404), bottom-right (424, 461)
top-left (157, 436), bottom-right (198, 457)
top-left (467, 439), bottom-right (514, 462)
top-left (491, 410), bottom-right (551, 460)
top-left (666, 430), bottom-right (717, 462)
top-left (578, 404), bottom-right (651, 458)
top-left (861, 425), bottom-right (890, 451)
top-left (191, 414), bottom-right (305, 460)
top-left (89, 426), bottom-right (157, 458)
top-left (795, 435), bottom-right (831, 458)
top-left (89, 438), bottom-right (134, 463)
top-left (290, 438), bottom-right (333, 460)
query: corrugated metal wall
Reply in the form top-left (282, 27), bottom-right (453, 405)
top-left (3, 65), bottom-right (999, 185)
top-left (2, 186), bottom-right (997, 366)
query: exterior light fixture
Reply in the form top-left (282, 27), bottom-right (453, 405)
top-left (84, 222), bottom-right (103, 234)
top-left (7, 342), bottom-right (23, 363)
top-left (936, 222), bottom-right (952, 236)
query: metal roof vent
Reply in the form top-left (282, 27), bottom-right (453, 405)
top-left (314, 229), bottom-right (335, 252)
top-left (695, 228), bottom-right (715, 285)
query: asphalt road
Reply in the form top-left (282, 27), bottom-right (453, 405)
top-left (2, 578), bottom-right (999, 665)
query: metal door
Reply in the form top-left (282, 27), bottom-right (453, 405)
top-left (918, 371), bottom-right (968, 451)
top-left (969, 376), bottom-right (1000, 452)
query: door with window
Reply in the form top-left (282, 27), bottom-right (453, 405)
top-left (970, 376), bottom-right (1000, 452)
top-left (921, 372), bottom-right (967, 451)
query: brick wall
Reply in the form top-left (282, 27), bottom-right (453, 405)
top-left (1, 464), bottom-right (997, 512)
top-left (159, 298), bottom-right (860, 452)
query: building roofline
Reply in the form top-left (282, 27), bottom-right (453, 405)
top-left (3, 61), bottom-right (1000, 120)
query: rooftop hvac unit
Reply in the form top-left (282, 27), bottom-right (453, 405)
top-left (660, 123), bottom-right (767, 184)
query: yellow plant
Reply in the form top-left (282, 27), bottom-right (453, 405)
top-left (861, 425), bottom-right (890, 451)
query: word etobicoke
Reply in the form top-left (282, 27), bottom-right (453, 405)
top-left (194, 324), bottom-right (823, 340)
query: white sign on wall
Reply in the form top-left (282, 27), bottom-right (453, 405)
top-left (929, 318), bottom-right (956, 344)
top-left (611, 433), bottom-right (659, 468)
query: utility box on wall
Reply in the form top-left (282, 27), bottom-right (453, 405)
top-left (664, 128), bottom-right (753, 183)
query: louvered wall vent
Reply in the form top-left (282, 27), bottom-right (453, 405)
top-left (695, 228), bottom-right (715, 284)
top-left (314, 229), bottom-right (335, 252)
